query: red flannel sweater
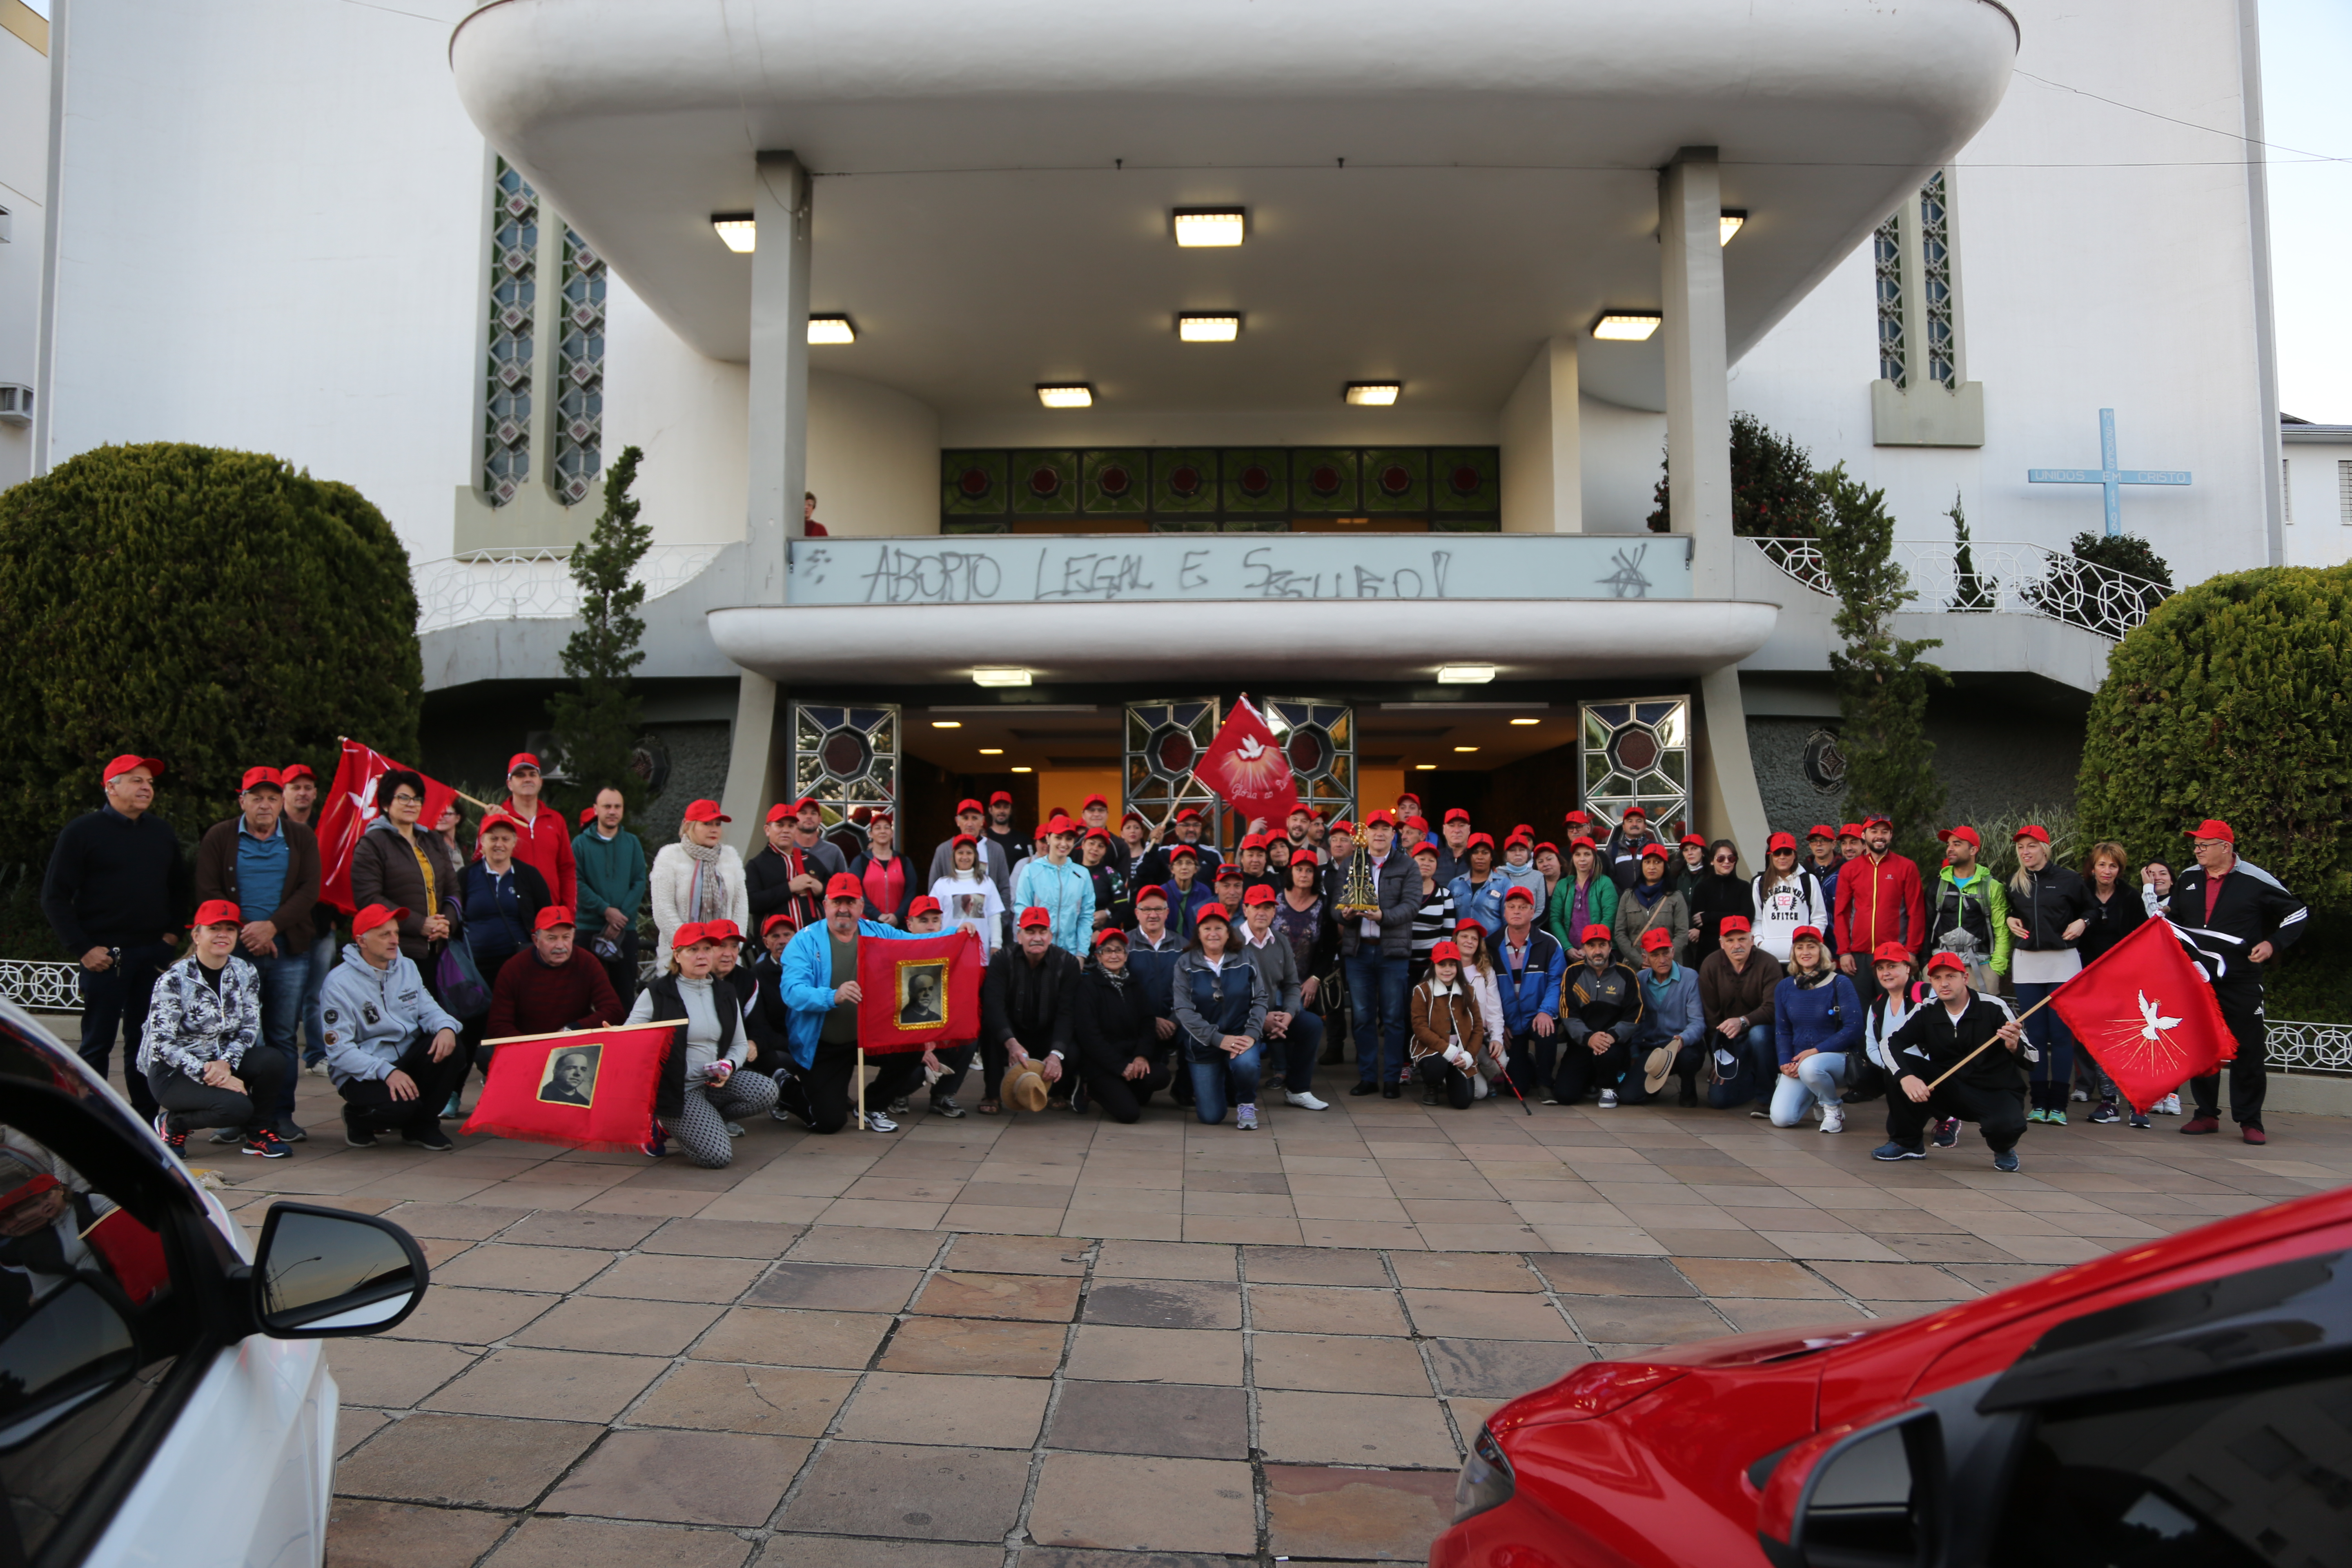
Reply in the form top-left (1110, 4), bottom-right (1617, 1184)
top-left (486, 949), bottom-right (622, 1040)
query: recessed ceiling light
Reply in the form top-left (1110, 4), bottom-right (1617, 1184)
top-left (1177, 313), bottom-right (1241, 343)
top-left (1592, 312), bottom-right (1663, 341)
top-left (1010, 765), bottom-right (1034, 773)
top-left (1719, 210), bottom-right (1746, 245)
top-left (1036, 384), bottom-right (1094, 409)
top-left (931, 720), bottom-right (961, 728)
top-left (1510, 717), bottom-right (1541, 726)
top-left (1414, 763), bottom-right (1437, 771)
top-left (979, 748), bottom-right (1004, 755)
top-left (973, 667), bottom-right (1033, 687)
top-left (808, 314), bottom-right (856, 345)
top-left (1172, 208), bottom-right (1246, 247)
top-left (1454, 745), bottom-right (1479, 753)
top-left (1345, 381), bottom-right (1400, 406)
top-left (1437, 664), bottom-right (1497, 684)
top-left (710, 212), bottom-right (756, 253)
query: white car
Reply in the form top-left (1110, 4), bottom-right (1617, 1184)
top-left (0, 1001), bottom-right (429, 1568)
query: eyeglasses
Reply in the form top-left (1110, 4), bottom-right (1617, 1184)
top-left (390, 792), bottom-right (420, 805)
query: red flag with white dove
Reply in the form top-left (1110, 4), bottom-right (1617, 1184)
top-left (1196, 696), bottom-right (1301, 827)
top-left (317, 738), bottom-right (462, 915)
top-left (2049, 916), bottom-right (2237, 1114)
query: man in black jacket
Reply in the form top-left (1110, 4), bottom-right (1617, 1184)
top-left (747, 799), bottom-right (848, 933)
top-left (2167, 819), bottom-right (2307, 1143)
top-left (980, 907), bottom-right (1080, 1113)
top-left (41, 755), bottom-right (189, 1118)
top-left (1872, 951), bottom-right (2027, 1171)
top-left (1555, 930), bottom-right (1645, 1107)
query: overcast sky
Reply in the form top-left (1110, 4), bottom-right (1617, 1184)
top-left (2264, 0), bottom-right (2350, 423)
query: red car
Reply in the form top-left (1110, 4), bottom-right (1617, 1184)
top-left (1433, 1186), bottom-right (2352, 1568)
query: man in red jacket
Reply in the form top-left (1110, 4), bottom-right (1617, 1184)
top-left (486, 906), bottom-right (622, 1040)
top-left (1833, 815), bottom-right (1926, 977)
top-left (494, 753), bottom-right (579, 909)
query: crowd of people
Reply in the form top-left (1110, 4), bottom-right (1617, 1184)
top-left (38, 754), bottom-right (2309, 1176)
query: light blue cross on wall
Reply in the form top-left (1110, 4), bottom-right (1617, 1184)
top-left (2027, 408), bottom-right (2190, 537)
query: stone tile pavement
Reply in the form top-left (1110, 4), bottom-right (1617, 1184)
top-left (196, 1069), bottom-right (2352, 1568)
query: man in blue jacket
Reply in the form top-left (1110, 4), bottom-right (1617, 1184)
top-left (1492, 887), bottom-right (1567, 1103)
top-left (320, 903), bottom-right (466, 1151)
top-left (774, 872), bottom-right (933, 1134)
top-left (1623, 926), bottom-right (1706, 1106)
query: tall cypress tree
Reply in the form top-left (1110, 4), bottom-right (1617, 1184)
top-left (1815, 464), bottom-right (1948, 858)
top-left (550, 446), bottom-right (650, 808)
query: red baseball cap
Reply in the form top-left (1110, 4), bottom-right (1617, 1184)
top-left (951, 833), bottom-right (979, 851)
top-left (1396, 792), bottom-right (1423, 806)
top-left (762, 913), bottom-right (800, 935)
top-left (1123, 807), bottom-right (1148, 825)
top-left (2185, 819), bottom-right (2234, 843)
top-left (579, 806), bottom-right (598, 827)
top-left (682, 799), bottom-right (731, 824)
top-left (1871, 942), bottom-right (1915, 967)
top-left (506, 752), bottom-right (542, 774)
top-left (280, 764), bottom-right (317, 784)
top-left (1639, 843), bottom-right (1669, 860)
top-left (787, 797), bottom-right (821, 817)
top-left (1194, 905), bottom-right (1232, 926)
top-left (1430, 941), bottom-right (1462, 964)
top-left (1579, 923), bottom-right (1613, 944)
top-left (1174, 807), bottom-right (1203, 822)
top-left (1766, 831), bottom-right (1797, 853)
top-left (1042, 816), bottom-right (1076, 837)
top-left (907, 895), bottom-right (942, 919)
top-left (1238, 832), bottom-right (1265, 851)
top-left (1085, 826), bottom-right (1113, 842)
top-left (352, 903), bottom-right (408, 936)
top-left (477, 810), bottom-right (527, 838)
top-left (1408, 840), bottom-right (1440, 860)
top-left (1134, 885), bottom-right (1168, 904)
top-left (1082, 793), bottom-right (1109, 810)
top-left (706, 919), bottom-right (743, 942)
top-left (1455, 917), bottom-right (1486, 936)
top-left (956, 798), bottom-right (984, 815)
top-left (1168, 844), bottom-right (1199, 862)
top-left (103, 754), bottom-right (165, 784)
top-left (1563, 810), bottom-right (1590, 825)
top-left (1719, 915), bottom-right (1752, 934)
top-left (1328, 820), bottom-right (1356, 835)
top-left (1639, 927), bottom-right (1674, 953)
top-left (1924, 951), bottom-right (1967, 974)
top-left (1404, 815), bottom-right (1430, 832)
top-left (1093, 927), bottom-right (1130, 949)
top-left (1503, 886), bottom-right (1536, 904)
top-left (1569, 835), bottom-right (1596, 852)
top-left (1243, 884), bottom-right (1278, 906)
top-left (765, 802), bottom-right (797, 823)
top-left (1807, 824), bottom-right (1835, 840)
top-left (1466, 832), bottom-right (1495, 851)
top-left (1290, 848), bottom-right (1321, 866)
top-left (1505, 831), bottom-right (1535, 849)
top-left (824, 872), bottom-right (865, 902)
top-left (1790, 925), bottom-right (1824, 945)
top-left (1364, 810), bottom-right (1398, 827)
top-left (989, 791), bottom-right (1014, 806)
top-left (2013, 824), bottom-right (2051, 844)
top-left (1017, 906), bottom-right (1054, 929)
top-left (1680, 833), bottom-right (1706, 848)
top-left (1937, 825), bottom-right (1981, 848)
top-left (1838, 823), bottom-right (1864, 839)
top-left (1443, 808), bottom-right (1472, 824)
top-left (672, 921), bottom-right (715, 949)
top-left (240, 766), bottom-right (284, 792)
top-left (1213, 861), bottom-right (1246, 881)
top-left (1620, 804), bottom-right (1647, 819)
top-left (190, 898), bottom-right (242, 928)
top-left (534, 905), bottom-right (577, 931)
top-left (1862, 815), bottom-right (1893, 830)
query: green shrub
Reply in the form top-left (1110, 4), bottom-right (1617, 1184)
top-left (1645, 412), bottom-right (1826, 537)
top-left (0, 443), bottom-right (422, 868)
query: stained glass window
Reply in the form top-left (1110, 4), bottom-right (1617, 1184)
top-left (483, 159), bottom-right (536, 506)
top-left (1872, 214), bottom-right (1905, 388)
top-left (1123, 699), bottom-right (1223, 840)
top-left (1579, 699), bottom-right (1691, 840)
top-left (553, 227), bottom-right (607, 504)
top-left (788, 705), bottom-right (899, 860)
top-left (1919, 172), bottom-right (1957, 390)
top-left (1259, 698), bottom-right (1356, 824)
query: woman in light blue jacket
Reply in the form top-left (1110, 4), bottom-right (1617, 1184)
top-left (1011, 816), bottom-right (1095, 956)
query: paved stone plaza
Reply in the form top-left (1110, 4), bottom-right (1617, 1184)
top-left (200, 1070), bottom-right (2350, 1568)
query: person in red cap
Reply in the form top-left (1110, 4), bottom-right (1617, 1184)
top-left (971, 906), bottom-right (1083, 1117)
top-left (1547, 836), bottom-right (1615, 955)
top-left (1928, 825), bottom-right (2010, 993)
top-left (1599, 805), bottom-right (1664, 892)
top-left (1078, 793), bottom-right (1113, 839)
top-left (1240, 881), bottom-right (1329, 1111)
top-left (1158, 843), bottom-right (1219, 938)
top-left (1697, 913), bottom-right (1775, 1111)
top-left (1408, 940), bottom-right (1485, 1109)
top-left (847, 809), bottom-right (918, 927)
top-left (1447, 832), bottom-right (1502, 937)
top-left (490, 754), bottom-right (577, 910)
top-left (1336, 810), bottom-right (1417, 1096)
top-left (189, 764), bottom-right (324, 1143)
top-left (1405, 840), bottom-right (1458, 978)
top-left (1684, 839), bottom-right (1753, 968)
top-left (650, 800), bottom-right (748, 955)
top-left (929, 834), bottom-right (1007, 956)
top-left (1494, 884), bottom-right (1567, 1102)
top-left (1079, 826), bottom-right (1131, 931)
top-left (2163, 819), bottom-right (2308, 1143)
top-left (41, 753), bottom-right (188, 1120)
top-left (1622, 924), bottom-right (1706, 1107)
top-left (1492, 830), bottom-right (1547, 914)
top-left (1751, 831), bottom-right (1831, 964)
top-left (1172, 905), bottom-right (1272, 1129)
top-left (1871, 951), bottom-right (2028, 1171)
top-left (1833, 815), bottom-right (1927, 978)
top-left (486, 905), bottom-right (624, 1042)
top-left (138, 899), bottom-right (290, 1158)
top-left (748, 797), bottom-right (849, 937)
top-left (1613, 844), bottom-right (1690, 969)
top-left (1435, 808), bottom-right (1474, 884)
top-left (1765, 927), bottom-right (1863, 1133)
top-left (928, 799), bottom-right (1014, 939)
top-left (319, 903), bottom-right (468, 1151)
top-left (1674, 832), bottom-right (1710, 898)
top-left (1397, 814), bottom-right (1430, 856)
top-left (769, 873), bottom-right (935, 1131)
top-left (984, 790), bottom-right (1028, 869)
top-left (1804, 824), bottom-right (1844, 905)
top-left (1558, 924), bottom-right (1644, 1109)
top-left (1235, 833), bottom-right (1279, 895)
top-left (2003, 824), bottom-right (2094, 1127)
top-left (447, 811), bottom-right (557, 1114)
top-left (1071, 927), bottom-right (1174, 1123)
top-left (1012, 816), bottom-right (1094, 956)
top-left (1135, 805), bottom-right (1207, 891)
top-left (624, 921), bottom-right (780, 1165)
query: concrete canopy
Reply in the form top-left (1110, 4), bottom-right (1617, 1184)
top-left (449, 0), bottom-right (2017, 424)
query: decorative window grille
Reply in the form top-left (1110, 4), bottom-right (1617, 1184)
top-left (1579, 699), bottom-right (1692, 839)
top-left (483, 159), bottom-right (537, 506)
top-left (1918, 172), bottom-right (1957, 389)
top-left (553, 227), bottom-right (607, 504)
top-left (2283, 459), bottom-right (2294, 524)
top-left (1872, 215), bottom-right (1905, 388)
top-left (2338, 460), bottom-right (2351, 524)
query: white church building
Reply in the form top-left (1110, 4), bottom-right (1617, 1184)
top-left (0, 0), bottom-right (2320, 860)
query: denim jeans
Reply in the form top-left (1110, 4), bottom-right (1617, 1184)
top-left (79, 940), bottom-right (173, 1119)
top-left (301, 928), bottom-right (338, 1065)
top-left (2015, 981), bottom-right (2079, 1110)
top-left (1343, 949), bottom-right (1411, 1085)
top-left (1769, 1050), bottom-right (1848, 1126)
top-left (1189, 1043), bottom-right (1263, 1124)
top-left (1271, 1009), bottom-right (1324, 1092)
top-left (1704, 1021), bottom-right (1775, 1109)
top-left (250, 951), bottom-right (310, 1119)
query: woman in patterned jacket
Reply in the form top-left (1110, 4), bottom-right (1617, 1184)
top-left (139, 899), bottom-right (289, 1159)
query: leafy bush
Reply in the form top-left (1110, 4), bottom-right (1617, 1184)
top-left (0, 443), bottom-right (422, 867)
top-left (1645, 412), bottom-right (1826, 537)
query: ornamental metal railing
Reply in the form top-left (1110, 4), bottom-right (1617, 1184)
top-left (412, 544), bottom-right (726, 633)
top-left (0, 960), bottom-right (85, 1012)
top-left (1751, 536), bottom-right (2170, 642)
top-left (2271, 1020), bottom-right (2352, 1076)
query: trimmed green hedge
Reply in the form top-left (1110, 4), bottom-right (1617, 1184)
top-left (0, 443), bottom-right (422, 866)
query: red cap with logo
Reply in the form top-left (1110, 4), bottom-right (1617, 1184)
top-left (989, 791), bottom-right (1014, 806)
top-left (1863, 815), bottom-right (1893, 831)
top-left (706, 919), bottom-right (743, 942)
top-left (1872, 941), bottom-right (1916, 967)
top-left (1839, 822), bottom-right (1864, 839)
top-left (1017, 906), bottom-right (1054, 929)
top-left (1443, 808), bottom-right (1472, 825)
top-left (1329, 820), bottom-right (1355, 835)
top-left (1569, 835), bottom-right (1597, 852)
top-left (1404, 815), bottom-right (1430, 833)
top-left (1579, 923), bottom-right (1613, 944)
top-left (672, 922), bottom-right (715, 949)
top-left (907, 895), bottom-right (942, 919)
top-left (682, 799), bottom-right (731, 824)
top-left (1766, 831), bottom-right (1797, 852)
top-left (956, 797), bottom-right (985, 815)
top-left (240, 766), bottom-right (284, 792)
top-left (280, 763), bottom-right (317, 784)
top-left (2013, 824), bottom-right (2051, 844)
top-left (1503, 886), bottom-right (1536, 904)
top-left (1466, 831), bottom-right (1495, 851)
top-left (1790, 924), bottom-right (1824, 945)
top-left (1213, 860), bottom-right (1246, 880)
top-left (2184, 819), bottom-right (2234, 843)
top-left (1134, 884), bottom-right (1167, 904)
top-left (1639, 843), bottom-right (1670, 860)
top-left (477, 810), bottom-right (527, 838)
top-left (1408, 840), bottom-right (1440, 860)
top-left (352, 903), bottom-right (408, 936)
top-left (1937, 825), bottom-right (1981, 848)
top-left (762, 913), bottom-right (800, 935)
top-left (1092, 927), bottom-right (1130, 949)
top-left (1680, 833), bottom-right (1706, 848)
top-left (1363, 809), bottom-right (1397, 828)
top-left (1082, 793), bottom-right (1108, 810)
top-left (1430, 941), bottom-right (1461, 964)
top-left (1640, 927), bottom-right (1674, 953)
top-left (1168, 844), bottom-right (1198, 863)
top-left (191, 899), bottom-right (242, 928)
top-left (824, 872), bottom-right (866, 902)
top-left (1621, 804), bottom-right (1648, 819)
top-left (1808, 824), bottom-right (1836, 840)
top-left (103, 754), bottom-right (165, 784)
top-left (507, 752), bottom-right (541, 775)
top-left (1243, 884), bottom-right (1278, 906)
top-left (534, 905), bottom-right (577, 931)
top-left (1924, 951), bottom-right (1968, 975)
top-left (1719, 915), bottom-right (1752, 935)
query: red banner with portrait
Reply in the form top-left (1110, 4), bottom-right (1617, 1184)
top-left (857, 930), bottom-right (985, 1054)
top-left (462, 1022), bottom-right (677, 1152)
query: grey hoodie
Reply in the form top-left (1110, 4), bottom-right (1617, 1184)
top-left (319, 942), bottom-right (463, 1086)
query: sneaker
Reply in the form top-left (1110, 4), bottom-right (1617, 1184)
top-left (725, 1121), bottom-right (746, 1138)
top-left (1285, 1089), bottom-right (1330, 1111)
top-left (2243, 1125), bottom-right (2268, 1145)
top-left (2089, 1101), bottom-right (2121, 1125)
top-left (1872, 1141), bottom-right (1926, 1161)
top-left (343, 1110), bottom-right (378, 1149)
top-left (303, 1058), bottom-right (328, 1077)
top-left (643, 1122), bottom-right (669, 1158)
top-left (2047, 1109), bottom-right (2067, 1127)
top-left (2129, 1113), bottom-right (2151, 1129)
top-left (242, 1129), bottom-right (291, 1159)
top-left (2156, 1094), bottom-right (2182, 1116)
top-left (888, 1097), bottom-right (911, 1116)
top-left (931, 1097), bottom-right (967, 1119)
top-left (2026, 1108), bottom-right (2048, 1125)
top-left (1819, 1104), bottom-right (1845, 1134)
top-left (865, 1111), bottom-right (900, 1132)
top-left (1381, 1084), bottom-right (1401, 1100)
top-left (2070, 1086), bottom-right (2089, 1102)
top-left (2180, 1115), bottom-right (2221, 1136)
top-left (403, 1127), bottom-right (455, 1152)
top-left (1539, 1095), bottom-right (1560, 1106)
top-left (1932, 1117), bottom-right (1961, 1149)
top-left (439, 1092), bottom-right (463, 1120)
top-left (208, 1128), bottom-right (242, 1145)
top-left (1748, 1107), bottom-right (1770, 1119)
top-left (152, 1109), bottom-right (187, 1156)
top-left (1597, 1089), bottom-right (1618, 1109)
top-left (273, 1116), bottom-right (308, 1144)
top-left (1993, 1148), bottom-right (2021, 1173)
top-left (1420, 1087), bottom-right (1440, 1106)
top-left (1349, 1082), bottom-right (1381, 1097)
top-left (1235, 1104), bottom-right (1259, 1131)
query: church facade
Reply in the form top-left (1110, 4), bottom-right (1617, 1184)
top-left (8, 0), bottom-right (2308, 857)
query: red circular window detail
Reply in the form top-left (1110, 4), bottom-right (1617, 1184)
top-left (822, 731), bottom-right (870, 776)
top-left (1238, 464), bottom-right (1273, 496)
top-left (1156, 732), bottom-right (1196, 772)
top-left (1308, 463), bottom-right (1342, 496)
top-left (1449, 463), bottom-right (1483, 496)
top-left (957, 467), bottom-right (993, 498)
top-left (1169, 464), bottom-right (1203, 497)
top-left (1029, 465), bottom-right (1062, 497)
top-left (1098, 464), bottom-right (1132, 496)
top-left (1612, 731), bottom-right (1661, 772)
top-left (1379, 463), bottom-right (1412, 496)
top-left (1287, 729), bottom-right (1328, 774)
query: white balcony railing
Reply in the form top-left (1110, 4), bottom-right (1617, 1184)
top-left (413, 544), bottom-right (727, 633)
top-left (1751, 536), bottom-right (2170, 642)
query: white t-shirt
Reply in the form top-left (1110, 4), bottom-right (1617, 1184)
top-left (930, 871), bottom-right (1004, 953)
top-left (2011, 947), bottom-right (2082, 985)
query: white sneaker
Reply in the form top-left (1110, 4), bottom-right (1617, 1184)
top-left (1235, 1104), bottom-right (1259, 1130)
top-left (864, 1111), bottom-right (900, 1132)
top-left (2070, 1086), bottom-right (2089, 1102)
top-left (1820, 1104), bottom-right (1845, 1134)
top-left (1285, 1089), bottom-right (1330, 1111)
top-left (2156, 1094), bottom-right (2181, 1116)
top-left (1597, 1089), bottom-right (1618, 1109)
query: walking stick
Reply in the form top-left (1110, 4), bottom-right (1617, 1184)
top-left (1492, 1055), bottom-right (1534, 1115)
top-left (857, 1045), bottom-right (866, 1131)
top-left (1920, 991), bottom-right (2057, 1093)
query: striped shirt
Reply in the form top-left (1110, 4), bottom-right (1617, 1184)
top-left (1409, 887), bottom-right (1458, 971)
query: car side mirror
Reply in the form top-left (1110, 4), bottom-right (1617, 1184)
top-left (0, 1279), bottom-right (140, 1449)
top-left (252, 1202), bottom-right (430, 1338)
top-left (1758, 1409), bottom-right (1944, 1568)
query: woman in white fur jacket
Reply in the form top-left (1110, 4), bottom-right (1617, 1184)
top-left (650, 800), bottom-right (750, 954)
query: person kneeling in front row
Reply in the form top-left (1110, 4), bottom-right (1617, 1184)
top-left (142, 899), bottom-right (290, 1159)
top-left (320, 903), bottom-right (468, 1152)
top-left (630, 921), bottom-right (780, 1165)
top-left (1073, 928), bottom-right (1172, 1123)
top-left (1873, 949), bottom-right (2028, 1172)
top-left (1409, 941), bottom-right (1484, 1109)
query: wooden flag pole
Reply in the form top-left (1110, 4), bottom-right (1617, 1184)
top-left (857, 1046), bottom-right (867, 1131)
top-left (1920, 990), bottom-right (2058, 1093)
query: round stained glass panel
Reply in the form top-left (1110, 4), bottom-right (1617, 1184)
top-left (1098, 465), bottom-right (1132, 496)
top-left (1238, 463), bottom-right (1273, 496)
top-left (957, 467), bottom-right (993, 498)
top-left (1610, 731), bottom-right (1660, 772)
top-left (1308, 464), bottom-right (1342, 497)
top-left (1028, 465), bottom-right (1062, 497)
top-left (822, 731), bottom-right (871, 778)
top-left (1287, 728), bottom-right (1330, 775)
top-left (1170, 465), bottom-right (1204, 498)
top-left (1378, 464), bottom-right (1412, 496)
top-left (1449, 463), bottom-right (1483, 496)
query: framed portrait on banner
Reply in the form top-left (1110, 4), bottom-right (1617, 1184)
top-left (857, 930), bottom-right (984, 1054)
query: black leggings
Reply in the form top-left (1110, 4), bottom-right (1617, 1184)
top-left (1081, 1057), bottom-right (1172, 1124)
top-left (147, 1046), bottom-right (289, 1136)
top-left (1416, 1056), bottom-right (1474, 1109)
top-left (338, 1035), bottom-right (469, 1137)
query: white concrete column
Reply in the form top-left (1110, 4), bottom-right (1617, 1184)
top-left (1660, 148), bottom-right (1733, 597)
top-left (720, 673), bottom-right (789, 858)
top-left (1499, 336), bottom-right (1582, 533)
top-left (745, 149), bottom-right (811, 604)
